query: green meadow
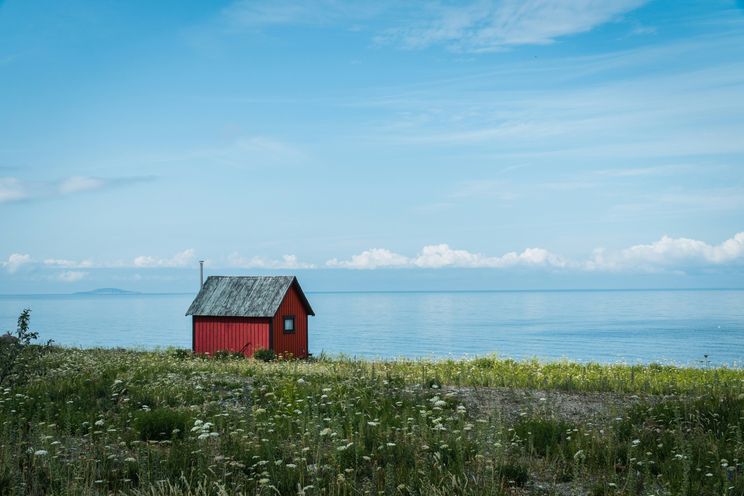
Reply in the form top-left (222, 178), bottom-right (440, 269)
top-left (2, 347), bottom-right (744, 495)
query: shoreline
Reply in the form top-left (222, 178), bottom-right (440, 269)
top-left (28, 344), bottom-right (744, 371)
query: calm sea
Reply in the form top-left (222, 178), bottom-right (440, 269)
top-left (0, 290), bottom-right (743, 366)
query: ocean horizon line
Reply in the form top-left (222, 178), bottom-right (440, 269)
top-left (1, 287), bottom-right (744, 298)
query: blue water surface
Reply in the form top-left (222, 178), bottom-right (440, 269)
top-left (0, 290), bottom-right (742, 366)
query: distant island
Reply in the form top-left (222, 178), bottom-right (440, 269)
top-left (74, 288), bottom-right (141, 295)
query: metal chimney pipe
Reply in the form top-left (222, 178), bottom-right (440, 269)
top-left (199, 260), bottom-right (204, 288)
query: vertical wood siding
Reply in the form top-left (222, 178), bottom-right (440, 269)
top-left (271, 284), bottom-right (309, 358)
top-left (193, 316), bottom-right (269, 357)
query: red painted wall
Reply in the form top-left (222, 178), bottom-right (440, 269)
top-left (271, 284), bottom-right (309, 358)
top-left (193, 316), bottom-right (269, 357)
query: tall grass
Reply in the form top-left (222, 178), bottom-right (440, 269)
top-left (1, 348), bottom-right (743, 495)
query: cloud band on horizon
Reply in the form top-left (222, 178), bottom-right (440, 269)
top-left (2, 232), bottom-right (743, 280)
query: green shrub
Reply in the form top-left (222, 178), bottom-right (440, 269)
top-left (0, 467), bottom-right (13, 496)
top-left (213, 349), bottom-right (244, 360)
top-left (622, 393), bottom-right (744, 440)
top-left (253, 348), bottom-right (276, 362)
top-left (134, 408), bottom-right (189, 441)
top-left (496, 462), bottom-right (529, 487)
top-left (0, 308), bottom-right (52, 387)
top-left (425, 377), bottom-right (442, 389)
top-left (514, 417), bottom-right (574, 457)
top-left (472, 356), bottom-right (497, 369)
top-left (168, 348), bottom-right (193, 359)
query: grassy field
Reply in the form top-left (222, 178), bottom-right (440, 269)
top-left (2, 348), bottom-right (744, 495)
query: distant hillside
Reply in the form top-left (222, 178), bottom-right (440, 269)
top-left (74, 288), bottom-right (141, 295)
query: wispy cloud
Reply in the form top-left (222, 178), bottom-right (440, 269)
top-left (221, 0), bottom-right (647, 53)
top-left (56, 270), bottom-right (88, 282)
top-left (4, 250), bottom-right (198, 271)
top-left (360, 35), bottom-right (744, 164)
top-left (0, 175), bottom-right (155, 204)
top-left (148, 136), bottom-right (303, 169)
top-left (449, 180), bottom-right (518, 201)
top-left (592, 164), bottom-right (699, 177)
top-left (0, 177), bottom-right (26, 203)
top-left (222, 0), bottom-right (384, 27)
top-left (378, 0), bottom-right (648, 52)
top-left (58, 176), bottom-right (106, 195)
top-left (43, 258), bottom-right (94, 269)
top-left (609, 187), bottom-right (744, 219)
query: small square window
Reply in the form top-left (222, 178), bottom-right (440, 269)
top-left (283, 316), bottom-right (295, 333)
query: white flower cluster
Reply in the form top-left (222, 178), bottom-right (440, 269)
top-left (191, 419), bottom-right (219, 440)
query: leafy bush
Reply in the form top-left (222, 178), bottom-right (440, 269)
top-left (513, 417), bottom-right (574, 457)
top-left (253, 348), bottom-right (276, 362)
top-left (0, 309), bottom-right (52, 387)
top-left (168, 348), bottom-right (193, 359)
top-left (472, 356), bottom-right (497, 369)
top-left (426, 378), bottom-right (442, 389)
top-left (0, 467), bottom-right (13, 496)
top-left (134, 408), bottom-right (190, 441)
top-left (496, 462), bottom-right (529, 487)
top-left (213, 349), bottom-right (244, 360)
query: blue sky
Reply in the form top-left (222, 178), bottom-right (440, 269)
top-left (1, 0), bottom-right (743, 292)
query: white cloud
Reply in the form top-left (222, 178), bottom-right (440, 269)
top-left (56, 270), bottom-right (88, 282)
top-left (133, 249), bottom-right (196, 268)
top-left (586, 232), bottom-right (744, 271)
top-left (412, 244), bottom-right (482, 268)
top-left (1, 253), bottom-right (32, 273)
top-left (380, 0), bottom-right (647, 52)
top-left (43, 258), bottom-right (94, 269)
top-left (327, 233), bottom-right (744, 271)
top-left (327, 248), bottom-right (409, 269)
top-left (227, 252), bottom-right (315, 269)
top-left (413, 244), bottom-right (568, 268)
top-left (327, 244), bottom-right (568, 269)
top-left (0, 177), bottom-right (27, 203)
top-left (7, 233), bottom-right (744, 276)
top-left (491, 247), bottom-right (570, 268)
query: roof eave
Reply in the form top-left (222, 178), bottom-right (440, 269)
top-left (291, 277), bottom-right (316, 316)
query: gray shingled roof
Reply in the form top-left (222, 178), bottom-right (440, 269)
top-left (185, 276), bottom-right (314, 317)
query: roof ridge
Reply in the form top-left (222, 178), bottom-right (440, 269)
top-left (207, 275), bottom-right (294, 278)
top-left (186, 275), bottom-right (302, 317)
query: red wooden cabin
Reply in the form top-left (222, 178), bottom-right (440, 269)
top-left (186, 276), bottom-right (314, 358)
